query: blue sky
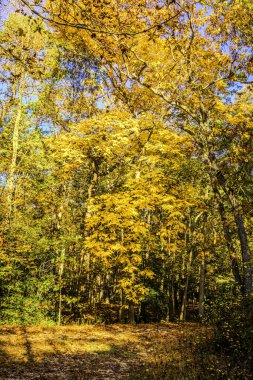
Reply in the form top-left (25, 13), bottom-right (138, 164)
top-left (0, 0), bottom-right (13, 27)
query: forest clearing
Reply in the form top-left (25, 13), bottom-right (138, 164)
top-left (0, 322), bottom-right (249, 380)
top-left (0, 0), bottom-right (252, 378)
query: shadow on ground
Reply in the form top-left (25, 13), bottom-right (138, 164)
top-left (0, 324), bottom-right (251, 380)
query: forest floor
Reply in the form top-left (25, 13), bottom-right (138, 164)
top-left (0, 323), bottom-right (250, 380)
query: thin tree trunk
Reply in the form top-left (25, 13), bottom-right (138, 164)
top-left (217, 174), bottom-right (252, 295)
top-left (84, 160), bottom-right (98, 306)
top-left (6, 77), bottom-right (24, 224)
top-left (214, 188), bottom-right (242, 288)
top-left (128, 302), bottom-right (135, 324)
top-left (207, 154), bottom-right (252, 295)
top-left (58, 247), bottom-right (65, 326)
top-left (119, 289), bottom-right (124, 323)
top-left (234, 212), bottom-right (252, 295)
top-left (198, 252), bottom-right (206, 319)
top-left (168, 280), bottom-right (176, 321)
top-left (180, 250), bottom-right (192, 321)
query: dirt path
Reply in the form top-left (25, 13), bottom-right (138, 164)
top-left (0, 322), bottom-right (243, 379)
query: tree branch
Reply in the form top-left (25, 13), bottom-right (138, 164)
top-left (20, 1), bottom-right (182, 36)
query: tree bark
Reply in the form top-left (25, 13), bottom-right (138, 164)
top-left (216, 171), bottom-right (252, 295)
top-left (180, 250), bottom-right (192, 321)
top-left (128, 302), bottom-right (135, 324)
top-left (234, 212), bottom-right (252, 295)
top-left (58, 247), bottom-right (65, 326)
top-left (207, 152), bottom-right (252, 295)
top-left (6, 76), bottom-right (24, 225)
top-left (198, 252), bottom-right (205, 319)
top-left (212, 185), bottom-right (242, 288)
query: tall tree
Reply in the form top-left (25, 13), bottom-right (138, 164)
top-left (38, 0), bottom-right (252, 295)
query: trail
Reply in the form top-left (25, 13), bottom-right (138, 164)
top-left (0, 323), bottom-right (246, 379)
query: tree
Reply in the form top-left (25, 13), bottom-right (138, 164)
top-left (39, 0), bottom-right (252, 295)
top-left (0, 13), bottom-right (62, 323)
top-left (0, 1), bottom-right (251, 326)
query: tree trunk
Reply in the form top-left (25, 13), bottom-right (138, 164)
top-left (213, 187), bottom-right (242, 288)
top-left (180, 250), bottom-right (192, 321)
top-left (119, 289), bottom-right (124, 323)
top-left (58, 247), bottom-right (65, 326)
top-left (234, 212), bottom-right (252, 295)
top-left (6, 76), bottom-right (24, 225)
top-left (128, 302), bottom-right (135, 324)
top-left (198, 253), bottom-right (205, 319)
top-left (84, 160), bottom-right (99, 305)
top-left (217, 173), bottom-right (252, 295)
top-left (207, 154), bottom-right (252, 295)
top-left (168, 280), bottom-right (176, 321)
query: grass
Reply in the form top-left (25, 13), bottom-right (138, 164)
top-left (0, 323), bottom-right (251, 379)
